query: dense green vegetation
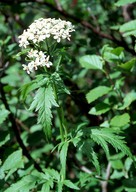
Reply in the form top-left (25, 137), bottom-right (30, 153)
top-left (0, 0), bottom-right (136, 191)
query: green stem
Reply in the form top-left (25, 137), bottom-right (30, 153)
top-left (53, 82), bottom-right (67, 141)
top-left (46, 39), bottom-right (50, 55)
top-left (60, 106), bottom-right (68, 137)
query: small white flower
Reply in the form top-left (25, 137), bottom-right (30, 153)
top-left (22, 64), bottom-right (30, 74)
top-left (28, 61), bottom-right (35, 72)
top-left (46, 61), bottom-right (53, 68)
top-left (28, 49), bottom-right (38, 58)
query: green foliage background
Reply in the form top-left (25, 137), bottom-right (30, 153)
top-left (0, 0), bottom-right (136, 191)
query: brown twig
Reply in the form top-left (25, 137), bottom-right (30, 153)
top-left (15, 118), bottom-right (30, 132)
top-left (54, 0), bottom-right (62, 11)
top-left (101, 162), bottom-right (111, 192)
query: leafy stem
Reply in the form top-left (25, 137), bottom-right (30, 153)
top-left (45, 38), bottom-right (68, 141)
top-left (53, 81), bottom-right (68, 141)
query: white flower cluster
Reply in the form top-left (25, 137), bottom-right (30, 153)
top-left (22, 49), bottom-right (52, 74)
top-left (18, 18), bottom-right (75, 48)
top-left (19, 18), bottom-right (74, 74)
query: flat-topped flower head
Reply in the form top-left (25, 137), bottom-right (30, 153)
top-left (18, 18), bottom-right (75, 48)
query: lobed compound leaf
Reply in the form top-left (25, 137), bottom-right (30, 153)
top-left (91, 128), bottom-right (133, 158)
top-left (59, 141), bottom-right (69, 179)
top-left (92, 150), bottom-right (101, 175)
top-left (91, 130), bottom-right (110, 158)
top-left (29, 85), bottom-right (59, 139)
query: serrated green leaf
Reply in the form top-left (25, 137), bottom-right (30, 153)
top-left (0, 132), bottom-right (10, 147)
top-left (104, 52), bottom-right (119, 62)
top-left (79, 139), bottom-right (95, 161)
top-left (119, 58), bottom-right (136, 71)
top-left (78, 137), bottom-right (101, 174)
top-left (89, 102), bottom-right (110, 115)
top-left (2, 149), bottom-right (23, 172)
top-left (57, 181), bottom-right (63, 192)
top-left (111, 47), bottom-right (124, 56)
top-left (0, 106), bottom-right (9, 124)
top-left (91, 132), bottom-right (110, 157)
top-left (110, 170), bottom-right (124, 179)
top-left (116, 0), bottom-right (136, 6)
top-left (86, 86), bottom-right (111, 104)
top-left (118, 92), bottom-right (136, 110)
top-left (119, 20), bottom-right (136, 37)
top-left (110, 152), bottom-right (125, 160)
top-left (20, 82), bottom-right (39, 101)
top-left (0, 167), bottom-right (5, 180)
top-left (29, 85), bottom-right (59, 139)
top-left (91, 128), bottom-right (133, 158)
top-left (46, 169), bottom-right (60, 181)
top-left (92, 150), bottom-right (100, 175)
top-left (125, 157), bottom-right (133, 171)
top-left (64, 180), bottom-right (79, 190)
top-left (101, 44), bottom-right (113, 55)
top-left (59, 141), bottom-right (69, 179)
top-left (102, 45), bottom-right (124, 62)
top-left (5, 168), bottom-right (18, 181)
top-left (79, 172), bottom-right (92, 187)
top-left (41, 180), bottom-right (53, 192)
top-left (110, 113), bottom-right (130, 127)
top-left (20, 75), bottom-right (48, 101)
top-left (41, 183), bottom-right (50, 192)
top-left (79, 55), bottom-right (104, 71)
top-left (4, 175), bottom-right (38, 192)
top-left (110, 159), bottom-right (124, 170)
top-left (122, 30), bottom-right (136, 37)
top-left (51, 72), bottom-right (70, 95)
